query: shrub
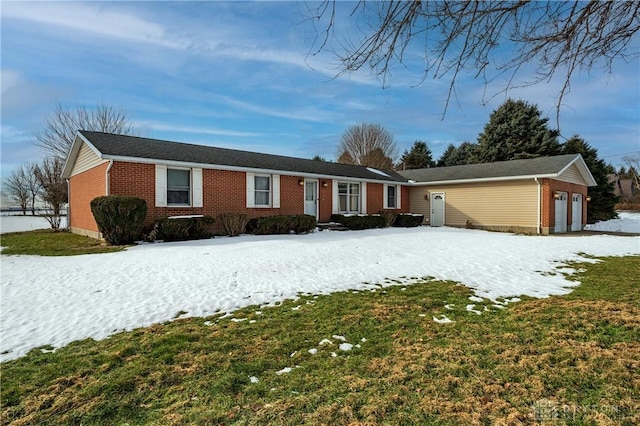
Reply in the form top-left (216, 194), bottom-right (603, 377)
top-left (247, 215), bottom-right (316, 235)
top-left (90, 196), bottom-right (147, 245)
top-left (379, 210), bottom-right (399, 227)
top-left (153, 216), bottom-right (216, 242)
top-left (218, 213), bottom-right (249, 237)
top-left (329, 214), bottom-right (385, 230)
top-left (291, 215), bottom-right (317, 234)
top-left (393, 214), bottom-right (424, 227)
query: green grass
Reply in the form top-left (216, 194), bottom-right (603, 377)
top-left (0, 229), bottom-right (124, 256)
top-left (1, 257), bottom-right (638, 425)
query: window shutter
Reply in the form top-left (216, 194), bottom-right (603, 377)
top-left (272, 174), bottom-right (280, 208)
top-left (361, 182), bottom-right (367, 214)
top-left (155, 165), bottom-right (167, 207)
top-left (383, 184), bottom-right (389, 209)
top-left (332, 180), bottom-right (339, 214)
top-left (396, 185), bottom-right (402, 210)
top-left (192, 168), bottom-right (203, 207)
top-left (246, 173), bottom-right (255, 208)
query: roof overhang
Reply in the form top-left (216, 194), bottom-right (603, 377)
top-left (61, 132), bottom-right (103, 179)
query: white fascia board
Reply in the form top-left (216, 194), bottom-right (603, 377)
top-left (102, 154), bottom-right (410, 185)
top-left (409, 173), bottom-right (559, 186)
top-left (557, 154), bottom-right (597, 187)
top-left (61, 132), bottom-right (104, 179)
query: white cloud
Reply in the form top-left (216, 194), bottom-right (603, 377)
top-left (142, 122), bottom-right (263, 138)
top-left (1, 2), bottom-right (187, 49)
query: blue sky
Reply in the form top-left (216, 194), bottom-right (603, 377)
top-left (1, 1), bottom-right (639, 180)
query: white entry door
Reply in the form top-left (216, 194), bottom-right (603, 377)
top-left (304, 179), bottom-right (318, 218)
top-left (430, 192), bottom-right (445, 227)
top-left (554, 191), bottom-right (568, 233)
top-left (571, 193), bottom-right (583, 231)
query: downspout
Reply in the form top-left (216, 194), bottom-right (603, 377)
top-left (534, 177), bottom-right (541, 234)
top-left (105, 160), bottom-right (113, 195)
top-left (66, 179), bottom-right (70, 230)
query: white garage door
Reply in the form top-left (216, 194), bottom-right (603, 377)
top-left (554, 192), bottom-right (568, 233)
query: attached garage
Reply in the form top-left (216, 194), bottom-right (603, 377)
top-left (400, 154), bottom-right (597, 234)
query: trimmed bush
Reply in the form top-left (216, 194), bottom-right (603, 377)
top-left (379, 210), bottom-right (399, 228)
top-left (218, 213), bottom-right (249, 237)
top-left (247, 215), bottom-right (316, 235)
top-left (393, 214), bottom-right (424, 227)
top-left (90, 196), bottom-right (147, 245)
top-left (329, 214), bottom-right (385, 230)
top-left (291, 215), bottom-right (317, 234)
top-left (153, 216), bottom-right (216, 242)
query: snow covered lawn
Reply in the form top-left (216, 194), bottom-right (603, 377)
top-left (0, 215), bottom-right (68, 233)
top-left (584, 211), bottom-right (640, 233)
top-left (1, 226), bottom-right (638, 362)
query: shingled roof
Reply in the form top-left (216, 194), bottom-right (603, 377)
top-left (68, 131), bottom-right (408, 183)
top-left (399, 154), bottom-right (597, 186)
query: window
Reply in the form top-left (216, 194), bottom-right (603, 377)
top-left (167, 169), bottom-right (190, 205)
top-left (387, 185), bottom-right (396, 208)
top-left (254, 175), bottom-right (270, 206)
top-left (338, 182), bottom-right (360, 213)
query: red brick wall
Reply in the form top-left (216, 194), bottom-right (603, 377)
top-left (68, 162), bottom-right (108, 233)
top-left (367, 183), bottom-right (383, 213)
top-left (541, 178), bottom-right (588, 231)
top-left (69, 161), bottom-right (409, 234)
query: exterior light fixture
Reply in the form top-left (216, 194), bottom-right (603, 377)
top-left (298, 179), bottom-right (304, 186)
top-left (553, 192), bottom-right (561, 200)
top-left (322, 181), bottom-right (328, 188)
top-left (586, 196), bottom-right (592, 202)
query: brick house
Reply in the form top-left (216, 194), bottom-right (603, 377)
top-left (61, 131), bottom-right (410, 238)
top-left (62, 131), bottom-right (596, 238)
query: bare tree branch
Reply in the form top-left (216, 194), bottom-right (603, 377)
top-left (37, 102), bottom-right (138, 160)
top-left (307, 0), bottom-right (640, 120)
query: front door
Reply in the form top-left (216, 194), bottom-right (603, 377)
top-left (430, 192), bottom-right (445, 227)
top-left (571, 193), bottom-right (582, 231)
top-left (554, 191), bottom-right (568, 233)
top-left (304, 179), bottom-right (318, 218)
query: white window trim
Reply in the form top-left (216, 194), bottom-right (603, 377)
top-left (335, 181), bottom-right (363, 214)
top-left (155, 165), bottom-right (202, 208)
top-left (383, 184), bottom-right (401, 210)
top-left (246, 173), bottom-right (280, 208)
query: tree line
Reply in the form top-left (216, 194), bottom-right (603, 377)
top-left (331, 99), bottom-right (620, 222)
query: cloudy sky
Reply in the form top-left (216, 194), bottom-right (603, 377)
top-left (1, 1), bottom-right (639, 180)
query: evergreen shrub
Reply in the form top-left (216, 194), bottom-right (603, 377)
top-left (90, 196), bottom-right (147, 245)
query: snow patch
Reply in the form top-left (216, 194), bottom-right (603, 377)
top-left (339, 343), bottom-right (353, 351)
top-left (433, 315), bottom-right (455, 324)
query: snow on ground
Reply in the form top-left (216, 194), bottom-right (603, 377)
top-left (0, 215), bottom-right (68, 234)
top-left (584, 211), bottom-right (640, 233)
top-left (1, 226), bottom-right (639, 362)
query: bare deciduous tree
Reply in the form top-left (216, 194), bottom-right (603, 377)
top-left (308, 1), bottom-right (640, 120)
top-left (4, 166), bottom-right (30, 215)
top-left (35, 157), bottom-right (67, 230)
top-left (623, 154), bottom-right (640, 191)
top-left (24, 163), bottom-right (43, 215)
top-left (38, 103), bottom-right (138, 160)
top-left (337, 123), bottom-right (398, 169)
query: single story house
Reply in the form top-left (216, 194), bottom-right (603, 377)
top-left (62, 131), bottom-right (596, 238)
top-left (61, 131), bottom-right (410, 238)
top-left (399, 154), bottom-right (596, 235)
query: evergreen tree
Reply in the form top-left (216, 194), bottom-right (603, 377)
top-left (437, 142), bottom-right (478, 166)
top-left (476, 99), bottom-right (561, 163)
top-left (398, 141), bottom-right (435, 170)
top-left (562, 136), bottom-right (618, 223)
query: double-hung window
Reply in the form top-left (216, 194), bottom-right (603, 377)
top-left (338, 182), bottom-right (360, 213)
top-left (167, 168), bottom-right (190, 205)
top-left (383, 184), bottom-right (401, 209)
top-left (254, 175), bottom-right (270, 206)
top-left (155, 165), bottom-right (202, 208)
top-left (387, 185), bottom-right (396, 208)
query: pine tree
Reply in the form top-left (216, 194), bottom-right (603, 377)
top-left (398, 141), bottom-right (435, 170)
top-left (562, 136), bottom-right (618, 223)
top-left (476, 99), bottom-right (561, 163)
top-left (437, 142), bottom-right (478, 166)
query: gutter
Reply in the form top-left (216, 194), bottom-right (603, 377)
top-left (535, 177), bottom-right (541, 234)
top-left (105, 160), bottom-right (113, 195)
